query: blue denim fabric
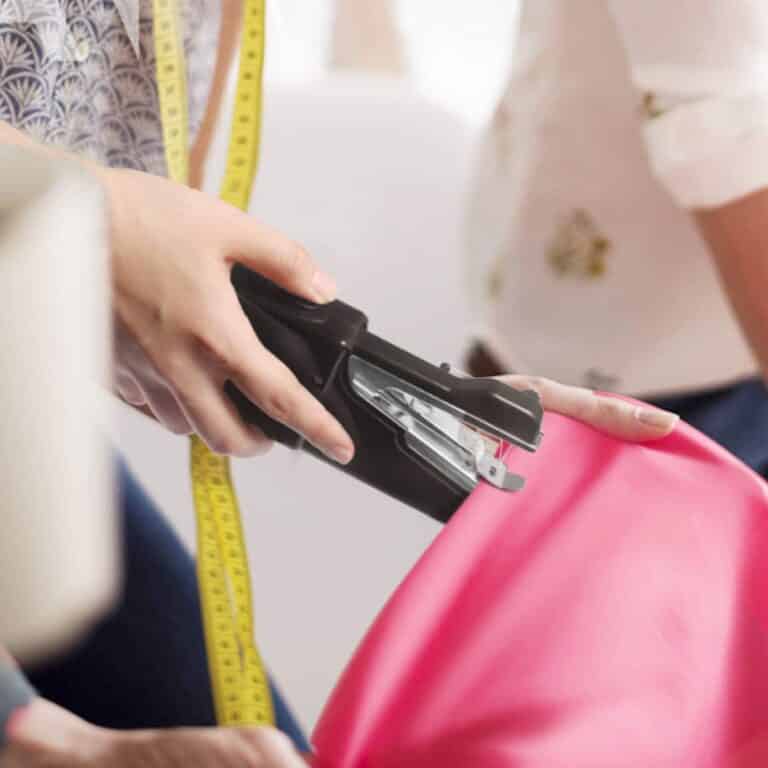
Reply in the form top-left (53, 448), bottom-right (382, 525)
top-left (25, 460), bottom-right (309, 751)
top-left (650, 377), bottom-right (768, 479)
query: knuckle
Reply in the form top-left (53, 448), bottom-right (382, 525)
top-left (248, 726), bottom-right (295, 757)
top-left (281, 240), bottom-right (312, 277)
top-left (496, 374), bottom-right (519, 388)
top-left (156, 347), bottom-right (187, 382)
top-left (507, 375), bottom-right (547, 398)
top-left (146, 392), bottom-right (189, 434)
top-left (202, 731), bottom-right (249, 766)
top-left (594, 395), bottom-right (627, 424)
top-left (204, 429), bottom-right (254, 458)
top-left (263, 387), bottom-right (296, 426)
top-left (249, 433), bottom-right (274, 457)
top-left (197, 329), bottom-right (237, 373)
top-left (117, 381), bottom-right (144, 406)
top-left (262, 727), bottom-right (294, 752)
top-left (166, 419), bottom-right (192, 436)
top-left (230, 439), bottom-right (263, 459)
top-left (499, 374), bottom-right (549, 403)
top-left (190, 302), bottom-right (231, 349)
top-left (573, 399), bottom-right (598, 423)
top-left (204, 431), bottom-right (237, 456)
top-left (155, 404), bottom-right (191, 435)
top-left (238, 748), bottom-right (263, 768)
top-left (564, 389), bottom-right (598, 422)
top-left (523, 376), bottom-right (548, 394)
top-left (299, 410), bottom-right (332, 445)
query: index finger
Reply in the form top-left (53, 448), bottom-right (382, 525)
top-left (223, 301), bottom-right (355, 464)
top-left (221, 208), bottom-right (338, 305)
top-left (497, 375), bottom-right (679, 442)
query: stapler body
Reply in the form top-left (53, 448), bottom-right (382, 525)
top-left (228, 266), bottom-right (543, 524)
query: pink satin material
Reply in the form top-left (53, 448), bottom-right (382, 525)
top-left (312, 413), bottom-right (768, 767)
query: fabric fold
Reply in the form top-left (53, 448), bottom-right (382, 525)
top-left (313, 412), bottom-right (768, 766)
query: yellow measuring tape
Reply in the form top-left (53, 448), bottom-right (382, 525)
top-left (153, 0), bottom-right (273, 726)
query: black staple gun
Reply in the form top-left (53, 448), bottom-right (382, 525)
top-left (228, 265), bottom-right (544, 523)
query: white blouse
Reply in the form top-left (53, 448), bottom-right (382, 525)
top-left (467, 0), bottom-right (764, 396)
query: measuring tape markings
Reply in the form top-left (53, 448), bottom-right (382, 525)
top-left (152, 0), bottom-right (273, 727)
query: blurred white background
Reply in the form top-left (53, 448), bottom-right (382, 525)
top-left (268, 0), bottom-right (519, 126)
top-left (116, 0), bottom-right (520, 734)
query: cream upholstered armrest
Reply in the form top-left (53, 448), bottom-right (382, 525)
top-left (0, 147), bottom-right (117, 665)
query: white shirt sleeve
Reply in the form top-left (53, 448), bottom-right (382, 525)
top-left (606, 0), bottom-right (768, 209)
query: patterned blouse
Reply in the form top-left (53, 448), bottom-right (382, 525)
top-left (0, 0), bottom-right (219, 175)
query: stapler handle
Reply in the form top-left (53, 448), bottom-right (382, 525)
top-left (227, 265), bottom-right (540, 522)
top-left (226, 264), bottom-right (367, 448)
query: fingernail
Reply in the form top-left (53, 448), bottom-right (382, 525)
top-left (635, 406), bottom-right (679, 431)
top-left (327, 443), bottom-right (354, 465)
top-left (312, 270), bottom-right (337, 303)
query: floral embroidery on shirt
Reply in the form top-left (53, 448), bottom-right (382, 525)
top-left (641, 91), bottom-right (665, 120)
top-left (582, 368), bottom-right (622, 392)
top-left (491, 96), bottom-right (515, 168)
top-left (486, 250), bottom-right (506, 300)
top-left (548, 209), bottom-right (611, 278)
top-left (0, 0), bottom-right (218, 175)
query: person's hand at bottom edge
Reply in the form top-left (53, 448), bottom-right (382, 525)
top-left (1, 697), bottom-right (308, 768)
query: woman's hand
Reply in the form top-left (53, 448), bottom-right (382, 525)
top-left (104, 167), bottom-right (354, 464)
top-left (2, 698), bottom-right (309, 768)
top-left (498, 375), bottom-right (679, 441)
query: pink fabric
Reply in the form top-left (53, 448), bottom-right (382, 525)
top-left (312, 413), bottom-right (768, 767)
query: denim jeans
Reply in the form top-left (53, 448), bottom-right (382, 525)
top-left (650, 377), bottom-right (768, 479)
